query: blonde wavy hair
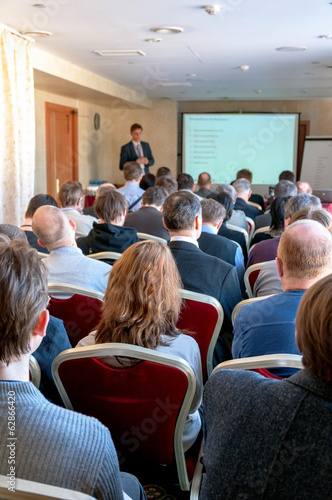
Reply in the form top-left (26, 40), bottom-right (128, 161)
top-left (95, 240), bottom-right (183, 348)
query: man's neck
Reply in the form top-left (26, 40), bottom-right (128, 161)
top-left (237, 194), bottom-right (249, 203)
top-left (21, 218), bottom-right (32, 227)
top-left (169, 230), bottom-right (197, 240)
top-left (0, 355), bottom-right (30, 382)
top-left (202, 223), bottom-right (218, 234)
top-left (125, 179), bottom-right (140, 185)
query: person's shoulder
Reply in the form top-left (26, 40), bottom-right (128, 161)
top-left (84, 254), bottom-right (111, 270)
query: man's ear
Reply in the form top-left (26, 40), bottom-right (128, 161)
top-left (217, 220), bottom-right (223, 231)
top-left (158, 205), bottom-right (163, 212)
top-left (162, 217), bottom-right (168, 230)
top-left (33, 309), bottom-right (49, 339)
top-left (69, 219), bottom-right (76, 231)
top-left (37, 239), bottom-right (46, 248)
top-left (276, 256), bottom-right (283, 278)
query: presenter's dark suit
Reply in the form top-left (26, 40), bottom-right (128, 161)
top-left (169, 240), bottom-right (242, 363)
top-left (119, 141), bottom-right (154, 173)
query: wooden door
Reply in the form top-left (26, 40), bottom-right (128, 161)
top-left (297, 120), bottom-right (310, 180)
top-left (45, 102), bottom-right (78, 198)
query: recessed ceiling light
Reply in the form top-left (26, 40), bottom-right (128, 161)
top-left (204, 5), bottom-right (221, 15)
top-left (239, 65), bottom-right (250, 71)
top-left (318, 35), bottom-right (332, 39)
top-left (151, 26), bottom-right (183, 35)
top-left (21, 30), bottom-right (52, 37)
top-left (145, 38), bottom-right (162, 43)
top-left (276, 46), bottom-right (307, 52)
top-left (93, 50), bottom-right (146, 57)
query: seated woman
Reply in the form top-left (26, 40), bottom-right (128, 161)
top-left (250, 195), bottom-right (291, 247)
top-left (201, 273), bottom-right (332, 499)
top-left (77, 240), bottom-right (203, 452)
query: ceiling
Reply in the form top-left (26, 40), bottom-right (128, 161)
top-left (2, 0), bottom-right (332, 101)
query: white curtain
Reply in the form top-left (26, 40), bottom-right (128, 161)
top-left (0, 27), bottom-right (35, 226)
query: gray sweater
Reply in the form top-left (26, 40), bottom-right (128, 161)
top-left (0, 382), bottom-right (123, 499)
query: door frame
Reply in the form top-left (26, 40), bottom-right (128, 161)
top-left (45, 102), bottom-right (78, 198)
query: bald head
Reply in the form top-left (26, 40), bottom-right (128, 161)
top-left (96, 183), bottom-right (116, 197)
top-left (296, 181), bottom-right (312, 195)
top-left (277, 220), bottom-right (332, 283)
top-left (198, 172), bottom-right (212, 189)
top-left (32, 206), bottom-right (75, 250)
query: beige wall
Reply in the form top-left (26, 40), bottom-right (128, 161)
top-left (179, 100), bottom-right (332, 136)
top-left (34, 90), bottom-right (178, 193)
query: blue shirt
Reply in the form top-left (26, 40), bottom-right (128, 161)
top-left (232, 290), bottom-right (305, 377)
top-left (117, 182), bottom-right (144, 212)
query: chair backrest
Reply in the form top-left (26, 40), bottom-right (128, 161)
top-left (177, 289), bottom-right (223, 381)
top-left (52, 343), bottom-right (196, 491)
top-left (29, 355), bottom-right (41, 389)
top-left (86, 251), bottom-right (122, 262)
top-left (48, 283), bottom-right (104, 347)
top-left (0, 475), bottom-right (95, 499)
top-left (211, 353), bottom-right (303, 377)
top-left (247, 200), bottom-right (263, 210)
top-left (244, 261), bottom-right (274, 298)
top-left (252, 225), bottom-right (270, 239)
top-left (231, 295), bottom-right (275, 325)
top-left (226, 223), bottom-right (249, 251)
top-left (75, 231), bottom-right (88, 238)
top-left (137, 232), bottom-right (167, 244)
top-left (245, 217), bottom-right (255, 240)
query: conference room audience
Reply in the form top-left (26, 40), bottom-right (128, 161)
top-left (77, 190), bottom-right (139, 261)
top-left (77, 240), bottom-right (203, 452)
top-left (195, 172), bottom-right (212, 198)
top-left (254, 207), bottom-right (332, 297)
top-left (255, 180), bottom-right (297, 229)
top-left (250, 195), bottom-right (290, 247)
top-left (216, 183), bottom-right (248, 230)
top-left (124, 186), bottom-right (170, 240)
top-left (59, 180), bottom-right (97, 234)
top-left (233, 178), bottom-right (264, 219)
top-left (0, 240), bottom-right (146, 500)
top-left (163, 191), bottom-right (242, 363)
top-left (155, 175), bottom-right (178, 195)
top-left (21, 194), bottom-right (58, 253)
top-left (236, 168), bottom-right (264, 209)
top-left (198, 198), bottom-right (245, 293)
top-left (83, 182), bottom-right (116, 218)
top-left (201, 272), bottom-right (332, 500)
top-left (233, 220), bottom-right (332, 377)
top-left (32, 205), bottom-right (110, 293)
top-left (247, 193), bottom-right (321, 268)
top-left (117, 162), bottom-right (144, 213)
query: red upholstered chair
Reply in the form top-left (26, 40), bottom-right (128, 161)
top-left (48, 283), bottom-right (104, 347)
top-left (52, 344), bottom-right (201, 493)
top-left (244, 261), bottom-right (274, 298)
top-left (177, 290), bottom-right (224, 382)
top-left (245, 217), bottom-right (255, 241)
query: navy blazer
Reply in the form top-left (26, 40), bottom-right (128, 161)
top-left (201, 369), bottom-right (332, 499)
top-left (234, 197), bottom-right (264, 220)
top-left (119, 141), bottom-right (154, 173)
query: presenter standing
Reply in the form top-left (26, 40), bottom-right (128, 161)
top-left (119, 123), bottom-right (154, 174)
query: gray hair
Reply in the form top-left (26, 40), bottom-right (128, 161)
top-left (163, 191), bottom-right (201, 231)
top-left (274, 180), bottom-right (297, 197)
top-left (233, 178), bottom-right (251, 194)
top-left (217, 184), bottom-right (237, 203)
top-left (284, 194), bottom-right (322, 219)
top-left (142, 187), bottom-right (168, 207)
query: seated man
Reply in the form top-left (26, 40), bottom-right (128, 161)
top-left (117, 161), bottom-right (145, 212)
top-left (0, 240), bottom-right (146, 500)
top-left (21, 194), bottom-right (58, 253)
top-left (233, 178), bottom-right (264, 219)
top-left (195, 172), bottom-right (212, 198)
top-left (217, 183), bottom-right (247, 230)
top-left (177, 173), bottom-right (202, 200)
top-left (296, 180), bottom-right (313, 194)
top-left (198, 198), bottom-right (245, 294)
top-left (83, 182), bottom-right (116, 218)
top-left (32, 205), bottom-right (110, 293)
top-left (59, 180), bottom-right (97, 234)
top-left (247, 193), bottom-right (322, 268)
top-left (155, 175), bottom-right (178, 195)
top-left (124, 186), bottom-right (170, 240)
top-left (77, 190), bottom-right (139, 260)
top-left (233, 220), bottom-right (332, 377)
top-left (236, 168), bottom-right (264, 209)
top-left (163, 191), bottom-right (242, 363)
top-left (201, 272), bottom-right (332, 500)
top-left (156, 166), bottom-right (171, 178)
top-left (255, 180), bottom-right (297, 230)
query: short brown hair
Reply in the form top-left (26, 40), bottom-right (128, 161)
top-left (296, 274), bottom-right (332, 381)
top-left (277, 220), bottom-right (332, 280)
top-left (142, 187), bottom-right (168, 207)
top-left (130, 123), bottom-right (142, 133)
top-left (95, 241), bottom-right (182, 348)
top-left (0, 241), bottom-right (48, 364)
top-left (156, 166), bottom-right (171, 178)
top-left (123, 162), bottom-right (142, 181)
top-left (155, 175), bottom-right (178, 195)
top-left (201, 199), bottom-right (226, 225)
top-left (236, 169), bottom-right (252, 183)
top-left (94, 190), bottom-right (127, 222)
top-left (26, 194), bottom-right (58, 218)
top-left (58, 181), bottom-right (83, 207)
